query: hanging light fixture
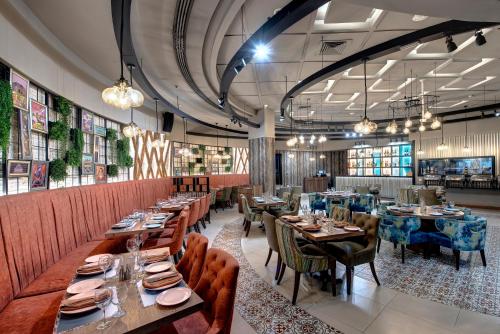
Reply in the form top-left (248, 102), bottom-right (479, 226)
top-left (102, 0), bottom-right (144, 109)
top-left (417, 131), bottom-right (425, 155)
top-left (223, 125), bottom-right (232, 159)
top-left (463, 115), bottom-right (471, 152)
top-left (286, 97), bottom-right (298, 147)
top-left (419, 122), bottom-right (426, 132)
top-left (122, 65), bottom-right (142, 138)
top-left (299, 135), bottom-right (305, 144)
top-left (436, 120), bottom-right (448, 151)
top-left (385, 108), bottom-right (398, 134)
top-left (318, 134), bottom-right (327, 143)
top-left (403, 127), bottom-right (410, 134)
top-left (309, 156), bottom-right (316, 162)
top-left (354, 60), bottom-right (377, 134)
top-left (430, 117), bottom-right (441, 129)
top-left (319, 153), bottom-right (326, 159)
top-left (151, 98), bottom-right (165, 148)
top-left (309, 134), bottom-right (316, 145)
top-left (213, 123), bottom-right (222, 160)
top-left (178, 118), bottom-right (191, 157)
top-left (288, 152), bottom-right (295, 159)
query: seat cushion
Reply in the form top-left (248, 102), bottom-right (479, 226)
top-left (428, 232), bottom-right (452, 248)
top-left (155, 311), bottom-right (211, 334)
top-left (409, 231), bottom-right (430, 245)
top-left (0, 290), bottom-right (64, 334)
top-left (326, 241), bottom-right (365, 265)
top-left (16, 241), bottom-right (101, 298)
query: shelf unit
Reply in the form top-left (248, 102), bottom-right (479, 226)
top-left (347, 143), bottom-right (413, 177)
top-left (172, 142), bottom-right (233, 176)
top-left (172, 176), bottom-right (210, 193)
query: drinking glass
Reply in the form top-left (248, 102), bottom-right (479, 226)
top-left (99, 255), bottom-right (114, 282)
top-left (112, 284), bottom-right (129, 318)
top-left (95, 288), bottom-right (113, 330)
top-left (135, 252), bottom-right (147, 280)
top-left (126, 238), bottom-right (139, 254)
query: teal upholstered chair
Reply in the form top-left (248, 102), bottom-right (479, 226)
top-left (275, 220), bottom-right (336, 304)
top-left (377, 215), bottom-right (429, 263)
top-left (241, 194), bottom-right (263, 237)
top-left (310, 193), bottom-right (326, 212)
top-left (350, 194), bottom-right (375, 213)
top-left (430, 215), bottom-right (487, 270)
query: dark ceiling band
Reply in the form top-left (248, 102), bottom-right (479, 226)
top-left (110, 0), bottom-right (247, 134)
top-left (280, 20), bottom-right (498, 124)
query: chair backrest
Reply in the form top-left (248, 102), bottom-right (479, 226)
top-left (398, 188), bottom-right (409, 204)
top-left (351, 212), bottom-right (380, 252)
top-left (418, 189), bottom-right (440, 205)
top-left (282, 192), bottom-right (291, 204)
top-left (176, 233), bottom-right (208, 288)
top-left (262, 212), bottom-right (280, 253)
top-left (287, 198), bottom-right (300, 215)
top-left (379, 214), bottom-right (421, 245)
top-left (210, 189), bottom-right (217, 205)
top-left (329, 205), bottom-right (350, 223)
top-left (435, 216), bottom-right (487, 251)
top-left (198, 196), bottom-right (206, 221)
top-left (230, 186), bottom-right (239, 202)
top-left (356, 186), bottom-right (370, 194)
top-left (240, 194), bottom-right (251, 220)
top-left (275, 220), bottom-right (302, 271)
top-left (169, 207), bottom-right (190, 254)
top-left (194, 248), bottom-right (239, 334)
top-left (223, 187), bottom-right (232, 201)
top-left (188, 200), bottom-right (200, 227)
top-left (205, 193), bottom-right (211, 215)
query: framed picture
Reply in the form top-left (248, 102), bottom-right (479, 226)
top-left (10, 70), bottom-right (29, 111)
top-left (30, 99), bottom-right (48, 133)
top-left (81, 110), bottom-right (94, 133)
top-left (94, 163), bottom-right (107, 183)
top-left (30, 161), bottom-right (49, 191)
top-left (94, 135), bottom-right (101, 163)
top-left (18, 109), bottom-right (32, 159)
top-left (7, 160), bottom-right (31, 177)
top-left (94, 125), bottom-right (106, 137)
top-left (82, 154), bottom-right (94, 175)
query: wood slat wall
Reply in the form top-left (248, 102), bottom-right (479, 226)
top-left (249, 137), bottom-right (275, 194)
top-left (131, 131), bottom-right (171, 180)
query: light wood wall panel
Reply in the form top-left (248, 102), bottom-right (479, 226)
top-left (249, 137), bottom-right (275, 194)
top-left (131, 131), bottom-right (171, 180)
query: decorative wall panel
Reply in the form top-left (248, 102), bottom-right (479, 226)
top-left (130, 131), bottom-right (171, 180)
top-left (249, 137), bottom-right (275, 194)
top-left (234, 147), bottom-right (249, 174)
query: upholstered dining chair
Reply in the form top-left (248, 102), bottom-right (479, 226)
top-left (187, 199), bottom-right (201, 233)
top-left (197, 195), bottom-right (207, 229)
top-left (158, 249), bottom-right (239, 334)
top-left (275, 220), bottom-right (337, 304)
top-left (329, 205), bottom-right (350, 224)
top-left (241, 194), bottom-right (263, 237)
top-left (377, 214), bottom-right (429, 263)
top-left (417, 189), bottom-right (441, 206)
top-left (230, 186), bottom-right (239, 206)
top-left (270, 197), bottom-right (300, 218)
top-left (210, 188), bottom-right (218, 213)
top-left (204, 193), bottom-right (212, 224)
top-left (310, 193), bottom-right (326, 212)
top-left (176, 233), bottom-right (208, 288)
top-left (355, 186), bottom-right (370, 195)
top-left (349, 194), bottom-right (375, 214)
top-left (262, 212), bottom-right (283, 280)
top-left (325, 212), bottom-right (380, 295)
top-left (430, 215), bottom-right (487, 270)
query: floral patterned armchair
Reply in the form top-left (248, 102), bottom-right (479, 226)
top-left (431, 215), bottom-right (487, 270)
top-left (309, 193), bottom-right (326, 212)
top-left (350, 194), bottom-right (375, 213)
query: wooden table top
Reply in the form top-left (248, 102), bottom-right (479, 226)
top-left (104, 213), bottom-right (175, 239)
top-left (319, 191), bottom-right (358, 199)
top-left (54, 250), bottom-right (204, 334)
top-left (280, 217), bottom-right (366, 242)
top-left (253, 197), bottom-right (285, 207)
top-left (387, 206), bottom-right (465, 220)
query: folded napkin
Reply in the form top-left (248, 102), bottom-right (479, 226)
top-left (76, 262), bottom-right (102, 274)
top-left (143, 251), bottom-right (170, 264)
top-left (60, 289), bottom-right (112, 311)
top-left (142, 272), bottom-right (182, 289)
top-left (302, 224), bottom-right (322, 231)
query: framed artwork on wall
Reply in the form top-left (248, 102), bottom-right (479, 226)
top-left (10, 70), bottom-right (29, 111)
top-left (18, 109), bottom-right (32, 160)
top-left (7, 160), bottom-right (31, 177)
top-left (30, 161), bottom-right (49, 191)
top-left (82, 153), bottom-right (94, 175)
top-left (95, 163), bottom-right (107, 183)
top-left (94, 125), bottom-right (106, 137)
top-left (81, 110), bottom-right (94, 133)
top-left (30, 99), bottom-right (48, 133)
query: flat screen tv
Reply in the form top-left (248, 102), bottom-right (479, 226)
top-left (418, 156), bottom-right (494, 176)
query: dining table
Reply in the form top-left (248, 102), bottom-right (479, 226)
top-left (53, 248), bottom-right (204, 334)
top-left (319, 191), bottom-right (359, 200)
top-left (252, 196), bottom-right (286, 209)
top-left (104, 213), bottom-right (175, 240)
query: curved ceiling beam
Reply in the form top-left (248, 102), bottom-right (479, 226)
top-left (218, 0), bottom-right (329, 124)
top-left (281, 20), bottom-right (498, 121)
top-left (110, 0), bottom-right (247, 134)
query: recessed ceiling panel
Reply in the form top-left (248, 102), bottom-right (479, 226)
top-left (230, 82), bottom-right (259, 96)
top-left (440, 60), bottom-right (479, 74)
top-left (347, 62), bottom-right (386, 76)
top-left (256, 63), bottom-right (299, 82)
top-left (376, 12), bottom-right (445, 31)
top-left (259, 82), bottom-right (287, 95)
top-left (324, 2), bottom-right (373, 24)
top-left (264, 34), bottom-right (307, 63)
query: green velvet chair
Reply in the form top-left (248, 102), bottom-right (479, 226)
top-left (262, 212), bottom-right (282, 280)
top-left (241, 194), bottom-right (262, 237)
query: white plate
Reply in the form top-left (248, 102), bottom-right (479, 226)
top-left (145, 261), bottom-right (173, 274)
top-left (151, 216), bottom-right (166, 220)
top-left (143, 278), bottom-right (181, 291)
top-left (111, 222), bottom-right (129, 229)
top-left (145, 223), bottom-right (162, 229)
top-left (67, 278), bottom-right (104, 294)
top-left (85, 254), bottom-right (113, 263)
top-left (430, 212), bottom-right (443, 216)
top-left (156, 287), bottom-right (192, 306)
top-left (344, 226), bottom-right (361, 232)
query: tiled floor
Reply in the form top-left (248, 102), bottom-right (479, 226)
top-left (204, 205), bottom-right (500, 334)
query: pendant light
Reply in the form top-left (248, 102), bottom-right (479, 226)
top-left (286, 97), bottom-right (298, 147)
top-left (223, 125), bottom-right (231, 159)
top-left (405, 69), bottom-right (414, 128)
top-left (317, 36), bottom-right (327, 145)
top-left (354, 59), bottom-right (377, 134)
top-left (214, 123), bottom-right (222, 160)
top-left (179, 118), bottom-right (191, 157)
top-left (417, 131), bottom-right (425, 155)
top-left (436, 120), bottom-right (448, 151)
top-left (151, 98), bottom-right (164, 148)
top-left (463, 114), bottom-right (471, 152)
top-left (102, 0), bottom-right (144, 109)
top-left (288, 152), bottom-right (295, 159)
top-left (122, 65), bottom-right (142, 138)
top-left (430, 63), bottom-right (440, 128)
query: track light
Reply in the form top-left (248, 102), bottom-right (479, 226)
top-left (446, 35), bottom-right (457, 53)
top-left (253, 43), bottom-right (271, 61)
top-left (475, 30), bottom-right (486, 46)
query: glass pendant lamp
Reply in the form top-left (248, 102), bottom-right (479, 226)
top-left (354, 60), bottom-right (377, 134)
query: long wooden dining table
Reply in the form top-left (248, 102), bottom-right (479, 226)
top-left (104, 213), bottom-right (175, 240)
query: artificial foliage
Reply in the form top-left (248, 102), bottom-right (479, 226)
top-left (106, 128), bottom-right (118, 141)
top-left (199, 166), bottom-right (206, 173)
top-left (48, 120), bottom-right (69, 141)
top-left (0, 80), bottom-right (13, 157)
top-left (49, 158), bottom-right (67, 181)
top-left (188, 162), bottom-right (195, 174)
top-left (191, 147), bottom-right (199, 155)
top-left (198, 144), bottom-right (205, 152)
top-left (107, 164), bottom-right (118, 177)
top-left (66, 128), bottom-right (84, 167)
top-left (225, 165), bottom-right (232, 173)
top-left (54, 96), bottom-right (72, 117)
top-left (117, 138), bottom-right (133, 168)
top-left (224, 146), bottom-right (231, 154)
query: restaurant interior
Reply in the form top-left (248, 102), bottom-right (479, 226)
top-left (0, 0), bottom-right (499, 333)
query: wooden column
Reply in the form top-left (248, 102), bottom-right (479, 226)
top-left (249, 137), bottom-right (275, 194)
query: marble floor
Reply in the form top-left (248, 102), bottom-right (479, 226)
top-left (204, 205), bottom-right (500, 334)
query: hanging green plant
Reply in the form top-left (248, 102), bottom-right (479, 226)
top-left (107, 164), bottom-right (119, 177)
top-left (224, 165), bottom-right (232, 173)
top-left (198, 144), bottom-right (205, 152)
top-left (199, 166), bottom-right (206, 173)
top-left (0, 80), bottom-right (13, 157)
top-left (224, 146), bottom-right (231, 154)
top-left (54, 96), bottom-right (72, 118)
top-left (48, 120), bottom-right (69, 141)
top-left (106, 128), bottom-right (118, 141)
top-left (49, 158), bottom-right (67, 181)
top-left (188, 162), bottom-right (195, 174)
top-left (117, 138), bottom-right (134, 168)
top-left (66, 128), bottom-right (84, 167)
top-left (191, 147), bottom-right (199, 155)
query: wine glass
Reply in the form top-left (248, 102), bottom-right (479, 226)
top-left (136, 252), bottom-right (147, 280)
top-left (111, 284), bottom-right (129, 318)
top-left (126, 238), bottom-right (139, 254)
top-left (99, 255), bottom-right (114, 282)
top-left (95, 288), bottom-right (113, 330)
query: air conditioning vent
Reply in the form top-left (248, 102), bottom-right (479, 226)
top-left (320, 40), bottom-right (348, 55)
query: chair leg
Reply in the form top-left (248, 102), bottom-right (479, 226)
top-left (245, 220), bottom-right (251, 237)
top-left (453, 250), bottom-right (460, 270)
top-left (292, 271), bottom-right (301, 305)
top-left (480, 249), bottom-right (486, 267)
top-left (207, 211), bottom-right (211, 223)
top-left (377, 237), bottom-right (381, 253)
top-left (393, 242), bottom-right (397, 249)
top-left (329, 257), bottom-right (337, 296)
top-left (275, 254), bottom-right (282, 281)
top-left (346, 266), bottom-right (353, 295)
top-left (369, 262), bottom-right (380, 286)
top-left (173, 252), bottom-right (179, 264)
top-left (265, 248), bottom-right (272, 266)
top-left (200, 219), bottom-right (206, 229)
top-left (401, 244), bottom-right (405, 264)
top-left (277, 263), bottom-right (286, 285)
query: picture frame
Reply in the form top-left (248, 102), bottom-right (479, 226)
top-left (30, 161), bottom-right (49, 191)
top-left (7, 160), bottom-right (31, 177)
top-left (93, 135), bottom-right (101, 163)
top-left (94, 163), bottom-right (107, 183)
top-left (30, 99), bottom-right (48, 133)
top-left (81, 109), bottom-right (94, 133)
top-left (10, 70), bottom-right (29, 111)
top-left (94, 125), bottom-right (106, 137)
top-left (18, 109), bottom-right (32, 160)
top-left (81, 153), bottom-right (94, 175)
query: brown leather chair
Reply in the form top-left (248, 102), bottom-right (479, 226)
top-left (262, 212), bottom-right (282, 280)
top-left (188, 199), bottom-right (201, 233)
top-left (160, 249), bottom-right (240, 334)
top-left (325, 212), bottom-right (381, 295)
top-left (142, 207), bottom-right (190, 263)
top-left (198, 196), bottom-right (207, 229)
top-left (204, 193), bottom-right (212, 224)
top-left (176, 233), bottom-right (208, 289)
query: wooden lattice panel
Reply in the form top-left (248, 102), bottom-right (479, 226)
top-left (131, 131), bottom-right (171, 180)
top-left (234, 147), bottom-right (249, 174)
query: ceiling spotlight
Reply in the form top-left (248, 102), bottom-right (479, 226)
top-left (419, 123), bottom-right (426, 132)
top-left (345, 133), bottom-right (350, 138)
top-left (253, 43), bottom-right (271, 61)
top-left (446, 35), bottom-right (457, 53)
top-left (475, 30), bottom-right (486, 46)
top-left (495, 110), bottom-right (500, 117)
